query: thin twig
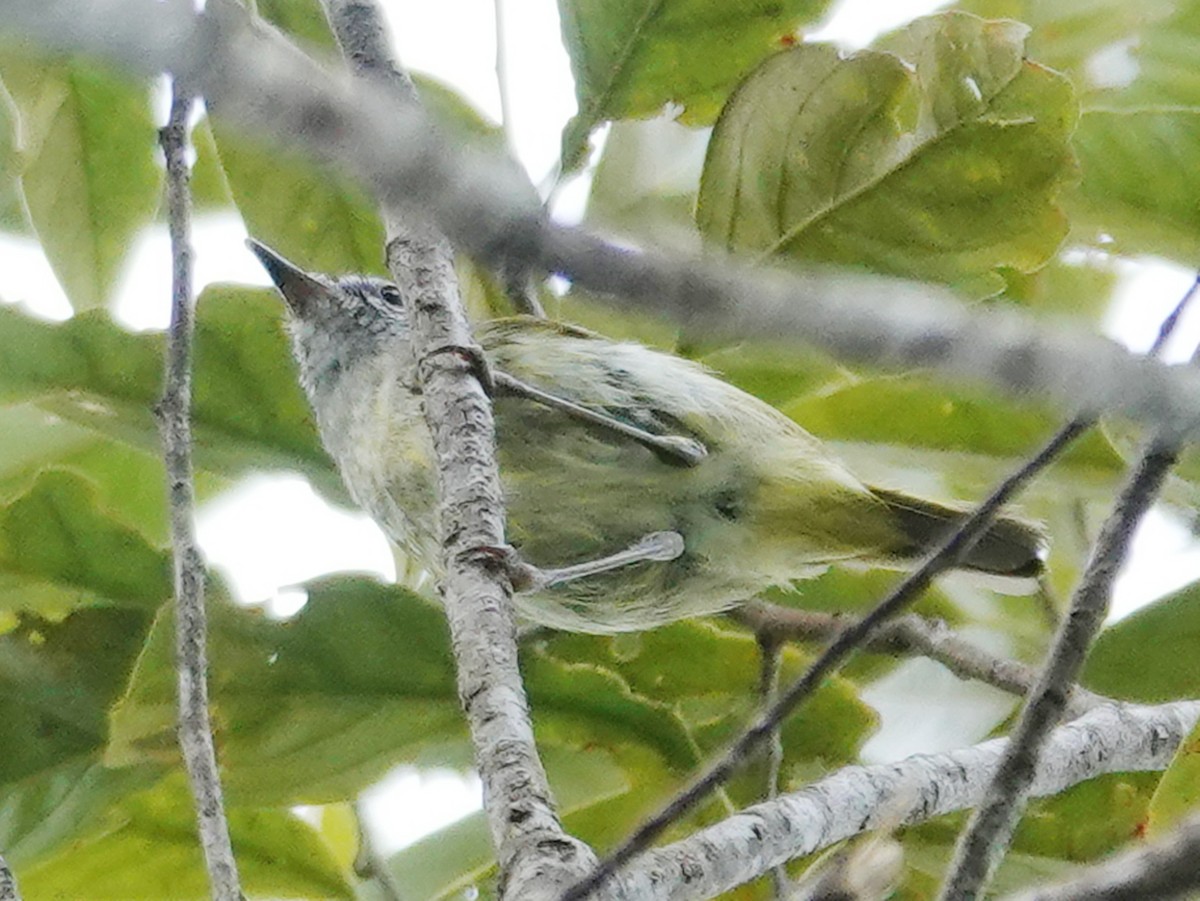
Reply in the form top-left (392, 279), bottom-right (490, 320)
top-left (564, 419), bottom-right (1089, 901)
top-left (754, 631), bottom-right (788, 899)
top-left (352, 800), bottom-right (407, 901)
top-left (731, 602), bottom-right (1106, 718)
top-left (0, 854), bottom-right (19, 901)
top-left (316, 0), bottom-right (593, 893)
top-left (17, 1), bottom-right (1200, 443)
top-left (596, 700), bottom-right (1200, 900)
top-left (156, 85), bottom-right (242, 900)
top-left (1004, 809), bottom-right (1200, 901)
top-left (936, 270), bottom-right (1200, 900)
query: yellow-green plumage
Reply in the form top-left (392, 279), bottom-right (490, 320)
top-left (250, 243), bottom-right (1044, 634)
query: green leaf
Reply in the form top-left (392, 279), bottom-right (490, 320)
top-left (0, 470), bottom-right (170, 613)
top-left (1148, 716), bottom-right (1200, 835)
top-left (697, 12), bottom-right (1078, 292)
top-left (0, 53), bottom-right (160, 310)
top-left (0, 605), bottom-right (161, 865)
top-left (18, 775), bottom-right (354, 900)
top-left (257, 0), bottom-right (339, 54)
top-left (188, 118), bottom-right (233, 212)
top-left (543, 619), bottom-right (875, 772)
top-left (1070, 108), bottom-right (1200, 261)
top-left (0, 85), bottom-right (29, 233)
top-left (211, 122), bottom-right (388, 278)
top-left (557, 0), bottom-right (833, 170)
top-left (1085, 580), bottom-right (1200, 701)
top-left (0, 288), bottom-right (343, 501)
top-left (955, 0), bottom-right (1175, 99)
top-left (586, 115), bottom-right (708, 240)
top-left (109, 577), bottom-right (698, 806)
top-left (781, 374), bottom-right (1124, 476)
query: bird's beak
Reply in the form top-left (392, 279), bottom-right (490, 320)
top-left (246, 239), bottom-right (327, 316)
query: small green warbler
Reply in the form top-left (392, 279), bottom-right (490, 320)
top-left (250, 240), bottom-right (1044, 633)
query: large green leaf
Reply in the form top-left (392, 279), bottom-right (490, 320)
top-left (109, 577), bottom-right (698, 806)
top-left (0, 287), bottom-right (343, 501)
top-left (1147, 715), bottom-right (1200, 836)
top-left (557, 0), bottom-right (834, 170)
top-left (543, 619), bottom-right (876, 773)
top-left (1084, 579), bottom-right (1200, 700)
top-left (782, 374), bottom-right (1124, 476)
top-left (1070, 108), bottom-right (1200, 261)
top-left (901, 773), bottom-right (1157, 896)
top-left (697, 12), bottom-right (1077, 293)
top-left (0, 606), bottom-right (161, 866)
top-left (955, 0), bottom-right (1175, 99)
top-left (0, 470), bottom-right (170, 613)
top-left (209, 122), bottom-right (388, 278)
top-left (17, 776), bottom-right (353, 901)
top-left (0, 54), bottom-right (160, 310)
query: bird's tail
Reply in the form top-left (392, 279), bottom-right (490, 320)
top-left (870, 487), bottom-right (1046, 579)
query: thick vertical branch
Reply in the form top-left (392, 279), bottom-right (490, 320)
top-left (317, 0), bottom-right (592, 892)
top-left (156, 86), bottom-right (242, 901)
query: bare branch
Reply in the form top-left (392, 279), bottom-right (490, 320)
top-left (596, 701), bottom-right (1200, 901)
top-left (731, 602), bottom-right (1107, 718)
top-left (566, 418), bottom-right (1087, 901)
top-left (1004, 810), bottom-right (1200, 901)
top-left (0, 854), bottom-right (19, 901)
top-left (317, 0), bottom-right (593, 892)
top-left (9, 0), bottom-right (1200, 443)
top-left (936, 269), bottom-right (1200, 899)
top-left (156, 85), bottom-right (242, 900)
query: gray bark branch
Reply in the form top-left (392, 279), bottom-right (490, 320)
top-left (8, 0), bottom-right (1200, 443)
top-left (731, 602), bottom-right (1107, 718)
top-left (1004, 810), bottom-right (1200, 901)
top-left (0, 854), bottom-right (19, 901)
top-left (566, 416), bottom-right (1086, 901)
top-left (596, 701), bottom-right (1200, 901)
top-left (157, 87), bottom-right (242, 900)
top-left (935, 272), bottom-right (1200, 900)
top-left (317, 0), bottom-right (593, 894)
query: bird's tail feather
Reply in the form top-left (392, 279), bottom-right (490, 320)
top-left (870, 487), bottom-right (1046, 578)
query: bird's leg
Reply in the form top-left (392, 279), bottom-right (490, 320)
top-left (492, 370), bottom-right (707, 467)
top-left (472, 531), bottom-right (686, 593)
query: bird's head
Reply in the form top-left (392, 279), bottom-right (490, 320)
top-left (247, 239), bottom-right (410, 398)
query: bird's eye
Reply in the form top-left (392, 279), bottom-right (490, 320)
top-left (380, 285), bottom-right (403, 306)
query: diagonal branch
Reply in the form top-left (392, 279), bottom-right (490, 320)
top-left (10, 0), bottom-right (1200, 442)
top-left (316, 0), bottom-right (593, 892)
top-left (1004, 809), bottom-right (1200, 901)
top-left (596, 700), bottom-right (1200, 901)
top-left (730, 602), bottom-right (1107, 718)
top-left (564, 418), bottom-right (1087, 900)
top-left (156, 85), bottom-right (242, 900)
top-left (936, 273), bottom-right (1200, 900)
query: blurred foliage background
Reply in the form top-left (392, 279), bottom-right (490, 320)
top-left (2, 0), bottom-right (1200, 898)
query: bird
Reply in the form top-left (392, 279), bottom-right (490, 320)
top-left (248, 239), bottom-right (1045, 634)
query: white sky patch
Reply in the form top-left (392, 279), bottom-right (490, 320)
top-left (360, 766), bottom-right (484, 854)
top-left (195, 472), bottom-right (395, 607)
top-left (1086, 38), bottom-right (1141, 92)
top-left (809, 0), bottom-right (948, 47)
